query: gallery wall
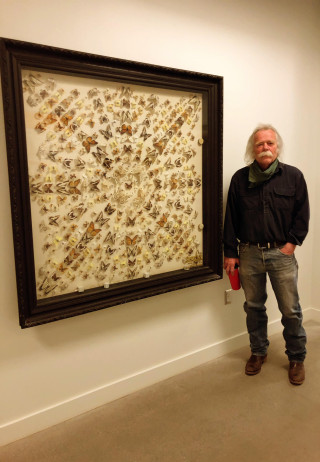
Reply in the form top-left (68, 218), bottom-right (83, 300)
top-left (0, 0), bottom-right (319, 445)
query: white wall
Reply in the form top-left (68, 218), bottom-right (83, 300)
top-left (0, 0), bottom-right (319, 445)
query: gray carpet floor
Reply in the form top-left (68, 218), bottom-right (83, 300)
top-left (0, 319), bottom-right (319, 462)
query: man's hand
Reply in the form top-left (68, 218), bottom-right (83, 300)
top-left (279, 242), bottom-right (296, 255)
top-left (224, 257), bottom-right (240, 276)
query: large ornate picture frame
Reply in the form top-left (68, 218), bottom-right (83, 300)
top-left (0, 38), bottom-right (223, 328)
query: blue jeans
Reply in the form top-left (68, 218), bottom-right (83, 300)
top-left (239, 243), bottom-right (306, 362)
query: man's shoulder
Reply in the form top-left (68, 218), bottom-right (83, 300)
top-left (231, 166), bottom-right (249, 180)
top-left (278, 162), bottom-right (304, 178)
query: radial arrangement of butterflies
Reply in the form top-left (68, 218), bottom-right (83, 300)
top-left (23, 71), bottom-right (204, 298)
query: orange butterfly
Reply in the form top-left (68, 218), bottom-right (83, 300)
top-left (44, 113), bottom-right (58, 125)
top-left (86, 222), bottom-right (101, 238)
top-left (61, 113), bottom-right (73, 126)
top-left (77, 222), bottom-right (101, 249)
top-left (82, 137), bottom-right (98, 152)
top-left (125, 235), bottom-right (138, 246)
top-left (157, 214), bottom-right (167, 227)
top-left (120, 124), bottom-right (133, 136)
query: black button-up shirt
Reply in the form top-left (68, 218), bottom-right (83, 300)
top-left (223, 162), bottom-right (310, 258)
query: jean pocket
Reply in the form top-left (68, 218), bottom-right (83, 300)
top-left (277, 247), bottom-right (294, 257)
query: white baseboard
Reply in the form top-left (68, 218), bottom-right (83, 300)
top-left (0, 307), bottom-right (318, 447)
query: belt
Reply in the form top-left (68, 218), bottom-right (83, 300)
top-left (241, 242), bottom-right (285, 249)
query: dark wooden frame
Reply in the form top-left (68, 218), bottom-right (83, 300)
top-left (0, 37), bottom-right (223, 328)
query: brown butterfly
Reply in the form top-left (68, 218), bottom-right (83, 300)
top-left (145, 228), bottom-right (155, 241)
top-left (100, 124), bottom-right (113, 140)
top-left (102, 158), bottom-right (113, 170)
top-left (100, 261), bottom-right (110, 271)
top-left (104, 203), bottom-right (116, 215)
top-left (140, 126), bottom-right (152, 141)
top-left (82, 136), bottom-right (98, 152)
top-left (127, 269), bottom-right (136, 279)
top-left (49, 215), bottom-right (60, 226)
top-left (90, 180), bottom-right (100, 192)
top-left (68, 179), bottom-right (81, 195)
top-left (96, 211), bottom-right (109, 226)
top-left (126, 216), bottom-right (136, 227)
top-left (43, 184), bottom-right (53, 194)
top-left (144, 200), bottom-right (152, 211)
top-left (127, 247), bottom-right (136, 257)
top-left (104, 231), bottom-right (116, 245)
top-left (128, 259), bottom-right (136, 267)
top-left (149, 206), bottom-right (160, 219)
top-left (106, 246), bottom-right (116, 255)
top-left (39, 277), bottom-right (57, 295)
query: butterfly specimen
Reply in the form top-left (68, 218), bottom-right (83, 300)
top-left (102, 157), bottom-right (113, 170)
top-left (174, 200), bottom-right (184, 210)
top-left (61, 112), bottom-right (74, 126)
top-left (64, 248), bottom-right (80, 265)
top-left (140, 126), bottom-right (152, 141)
top-left (126, 216), bottom-right (136, 227)
top-left (105, 246), bottom-right (116, 256)
top-left (144, 200), bottom-right (152, 211)
top-left (142, 150), bottom-right (157, 167)
top-left (76, 222), bottom-right (101, 250)
top-left (127, 269), bottom-right (136, 279)
top-left (104, 231), bottom-right (116, 245)
top-left (100, 124), bottom-right (113, 140)
top-left (149, 206), bottom-right (160, 219)
top-left (82, 136), bottom-right (98, 152)
top-left (89, 180), bottom-right (100, 192)
top-left (104, 203), bottom-right (116, 215)
top-left (100, 261), bottom-right (110, 271)
top-left (95, 211), bottom-right (110, 226)
top-left (68, 179), bottom-right (81, 195)
top-left (125, 235), bottom-right (138, 246)
top-left (157, 214), bottom-right (167, 227)
top-left (49, 215), bottom-right (60, 226)
top-left (120, 124), bottom-right (133, 136)
top-left (88, 88), bottom-right (99, 98)
top-left (127, 247), bottom-right (137, 257)
top-left (93, 98), bottom-right (103, 110)
top-left (43, 184), bottom-right (53, 193)
top-left (39, 277), bottom-right (57, 295)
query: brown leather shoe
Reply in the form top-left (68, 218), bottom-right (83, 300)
top-left (245, 354), bottom-right (267, 375)
top-left (289, 361), bottom-right (305, 385)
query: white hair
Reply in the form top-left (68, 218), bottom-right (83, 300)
top-left (244, 124), bottom-right (284, 165)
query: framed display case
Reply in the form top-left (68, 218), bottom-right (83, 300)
top-left (0, 37), bottom-right (223, 327)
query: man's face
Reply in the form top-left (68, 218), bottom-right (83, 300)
top-left (253, 129), bottom-right (278, 170)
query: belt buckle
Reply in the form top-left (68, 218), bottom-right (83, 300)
top-left (257, 243), bottom-right (271, 249)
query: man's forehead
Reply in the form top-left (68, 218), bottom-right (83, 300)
top-left (254, 129), bottom-right (277, 142)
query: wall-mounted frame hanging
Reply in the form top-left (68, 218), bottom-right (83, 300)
top-left (0, 38), bottom-right (223, 328)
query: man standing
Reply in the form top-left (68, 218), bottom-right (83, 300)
top-left (223, 124), bottom-right (309, 385)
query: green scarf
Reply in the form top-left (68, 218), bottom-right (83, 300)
top-left (248, 159), bottom-right (279, 188)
